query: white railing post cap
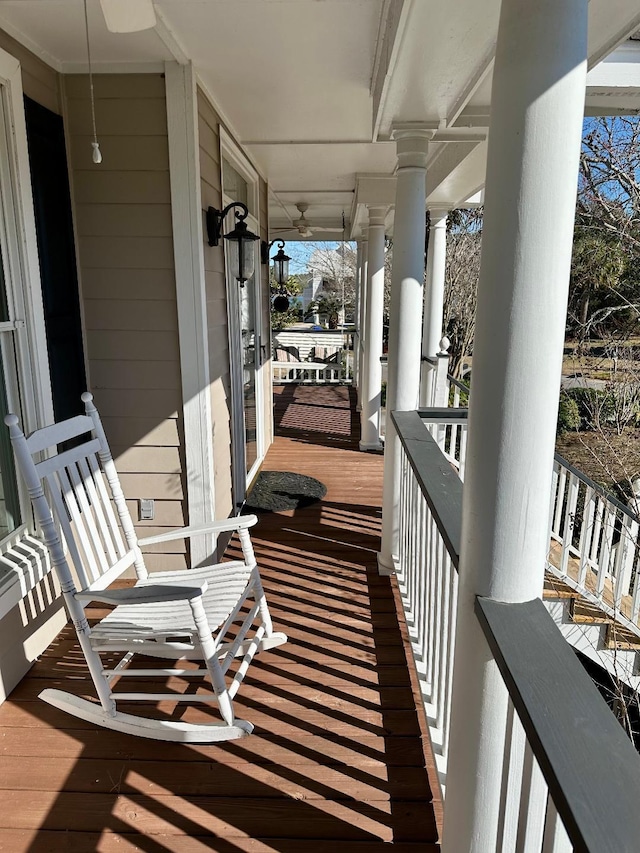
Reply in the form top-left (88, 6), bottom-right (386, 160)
top-left (438, 336), bottom-right (450, 355)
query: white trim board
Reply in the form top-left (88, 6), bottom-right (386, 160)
top-left (0, 47), bottom-right (54, 435)
top-left (165, 60), bottom-right (216, 564)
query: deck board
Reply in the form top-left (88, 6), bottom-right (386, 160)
top-left (0, 385), bottom-right (440, 851)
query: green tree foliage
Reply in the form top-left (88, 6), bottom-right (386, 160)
top-left (269, 272), bottom-right (305, 332)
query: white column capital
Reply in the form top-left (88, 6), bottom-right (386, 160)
top-left (392, 123), bottom-right (437, 170)
top-left (367, 205), bottom-right (388, 227)
top-left (428, 208), bottom-right (450, 226)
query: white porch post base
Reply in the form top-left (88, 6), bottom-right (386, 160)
top-left (359, 208), bottom-right (387, 451)
top-left (441, 0), bottom-right (588, 850)
top-left (377, 552), bottom-right (398, 577)
top-left (359, 440), bottom-right (384, 452)
top-left (379, 125), bottom-right (434, 573)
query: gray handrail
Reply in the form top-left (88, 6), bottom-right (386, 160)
top-left (554, 450), bottom-right (640, 523)
top-left (447, 374), bottom-right (470, 394)
top-left (391, 409), bottom-right (462, 568)
top-left (477, 596), bottom-right (640, 853)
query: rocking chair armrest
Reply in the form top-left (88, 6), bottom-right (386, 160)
top-left (75, 581), bottom-right (208, 606)
top-left (138, 516), bottom-right (258, 547)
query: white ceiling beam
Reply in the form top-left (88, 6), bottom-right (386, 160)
top-left (588, 12), bottom-right (640, 69)
top-left (453, 106), bottom-right (491, 128)
top-left (586, 41), bottom-right (640, 87)
top-left (425, 141), bottom-right (481, 199)
top-left (154, 6), bottom-right (189, 65)
top-left (446, 51), bottom-right (495, 128)
top-left (370, 0), bottom-right (413, 142)
top-left (354, 175), bottom-right (397, 207)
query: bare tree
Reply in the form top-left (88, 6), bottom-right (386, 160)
top-left (306, 242), bottom-right (358, 319)
top-left (442, 208), bottom-right (483, 378)
top-left (569, 116), bottom-right (640, 341)
top-left (579, 116), bottom-right (640, 253)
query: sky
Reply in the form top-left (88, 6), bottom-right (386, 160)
top-left (283, 241), bottom-right (340, 275)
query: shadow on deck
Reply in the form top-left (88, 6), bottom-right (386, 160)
top-left (0, 385), bottom-right (440, 852)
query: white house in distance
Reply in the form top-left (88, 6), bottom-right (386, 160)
top-left (0, 1), bottom-right (638, 849)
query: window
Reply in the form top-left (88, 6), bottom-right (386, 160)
top-left (0, 49), bottom-right (56, 616)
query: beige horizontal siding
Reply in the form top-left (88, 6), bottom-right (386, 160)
top-left (68, 135), bottom-right (170, 171)
top-left (104, 417), bottom-right (180, 448)
top-left (143, 554), bottom-right (188, 573)
top-left (78, 236), bottom-right (175, 270)
top-left (87, 330), bottom-right (180, 362)
top-left (113, 446), bottom-right (181, 473)
top-left (102, 416), bottom-right (181, 453)
top-left (65, 73), bottom-right (186, 564)
top-left (197, 86), bottom-right (234, 521)
top-left (81, 268), bottom-right (177, 301)
top-left (66, 98), bottom-right (168, 136)
top-left (64, 74), bottom-right (166, 100)
top-left (90, 359), bottom-right (181, 391)
top-left (119, 473), bottom-right (183, 501)
top-left (125, 500), bottom-right (184, 528)
top-left (73, 171), bottom-right (172, 205)
top-left (84, 299), bottom-right (178, 331)
top-left (90, 389), bottom-right (179, 419)
top-left (200, 149), bottom-right (221, 194)
top-left (75, 203), bottom-right (173, 238)
top-left (200, 181), bottom-right (222, 212)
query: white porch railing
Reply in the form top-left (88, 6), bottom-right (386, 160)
top-left (272, 361), bottom-right (347, 384)
top-left (272, 331), bottom-right (354, 385)
top-left (424, 354), bottom-right (640, 639)
top-left (393, 408), bottom-right (640, 851)
top-left (549, 454), bottom-right (640, 638)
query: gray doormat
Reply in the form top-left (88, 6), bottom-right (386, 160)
top-left (245, 471), bottom-right (327, 512)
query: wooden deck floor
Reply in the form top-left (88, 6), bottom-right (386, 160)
top-left (0, 384), bottom-right (440, 852)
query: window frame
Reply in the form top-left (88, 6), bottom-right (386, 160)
top-left (0, 47), bottom-right (56, 617)
top-left (219, 129), bottom-right (265, 506)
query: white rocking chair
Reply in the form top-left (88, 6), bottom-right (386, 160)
top-left (6, 392), bottom-right (286, 742)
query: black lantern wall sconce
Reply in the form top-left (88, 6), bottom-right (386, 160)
top-left (206, 202), bottom-right (259, 286)
top-left (262, 239), bottom-right (292, 313)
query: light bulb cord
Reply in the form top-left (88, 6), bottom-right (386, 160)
top-left (83, 0), bottom-right (102, 164)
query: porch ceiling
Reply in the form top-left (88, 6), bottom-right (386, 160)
top-left (0, 0), bottom-right (639, 239)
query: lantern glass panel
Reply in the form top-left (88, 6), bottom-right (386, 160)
top-left (227, 237), bottom-right (240, 281)
top-left (241, 238), bottom-right (256, 283)
top-left (276, 256), bottom-right (289, 285)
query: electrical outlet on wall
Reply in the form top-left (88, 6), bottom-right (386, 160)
top-left (139, 498), bottom-right (154, 521)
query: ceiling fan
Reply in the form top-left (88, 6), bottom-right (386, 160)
top-left (100, 0), bottom-right (156, 33)
top-left (273, 203), bottom-right (345, 239)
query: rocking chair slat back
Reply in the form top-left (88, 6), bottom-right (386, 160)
top-left (79, 456), bottom-right (124, 563)
top-left (25, 415), bottom-right (94, 454)
top-left (10, 397), bottom-right (148, 597)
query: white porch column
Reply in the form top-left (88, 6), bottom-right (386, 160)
top-left (359, 209), bottom-right (386, 450)
top-left (442, 0), bottom-right (588, 850)
top-left (420, 209), bottom-right (448, 407)
top-left (379, 126), bottom-right (433, 573)
top-left (356, 234), bottom-right (368, 412)
top-left (353, 239), bottom-right (364, 394)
